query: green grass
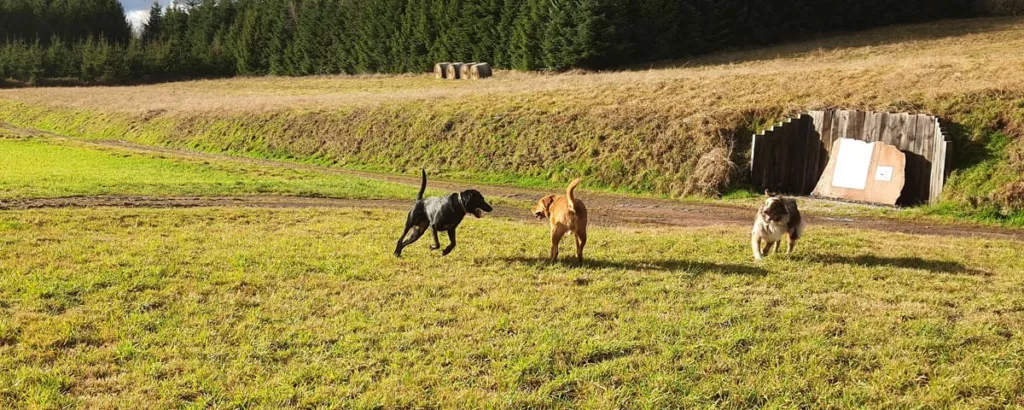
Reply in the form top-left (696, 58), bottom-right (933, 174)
top-left (0, 136), bottom-right (424, 201)
top-left (1, 207), bottom-right (1021, 408)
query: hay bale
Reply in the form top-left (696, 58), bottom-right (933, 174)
top-left (460, 62), bottom-right (477, 79)
top-left (682, 147), bottom-right (736, 197)
top-left (447, 63), bottom-right (463, 80)
top-left (470, 63), bottom-right (492, 79)
top-left (434, 63), bottom-right (450, 79)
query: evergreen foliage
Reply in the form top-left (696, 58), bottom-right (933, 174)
top-left (0, 0), bottom-right (993, 84)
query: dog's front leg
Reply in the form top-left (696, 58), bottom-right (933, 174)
top-left (430, 227), bottom-right (441, 250)
top-left (752, 235), bottom-right (763, 261)
top-left (442, 229), bottom-right (457, 256)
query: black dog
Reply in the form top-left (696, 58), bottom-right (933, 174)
top-left (394, 170), bottom-right (493, 257)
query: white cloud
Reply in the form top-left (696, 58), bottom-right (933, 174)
top-left (126, 9), bottom-right (150, 35)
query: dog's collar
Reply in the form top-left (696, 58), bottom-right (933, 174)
top-left (454, 193), bottom-right (468, 214)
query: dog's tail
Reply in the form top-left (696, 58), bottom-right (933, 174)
top-left (417, 169), bottom-right (427, 201)
top-left (566, 178), bottom-right (582, 212)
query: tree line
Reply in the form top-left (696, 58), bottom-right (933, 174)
top-left (0, 0), bottom-right (991, 84)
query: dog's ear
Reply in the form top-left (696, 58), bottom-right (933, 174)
top-left (765, 189), bottom-right (779, 198)
top-left (541, 195), bottom-right (555, 213)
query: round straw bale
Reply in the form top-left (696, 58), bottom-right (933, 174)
top-left (447, 63), bottom-right (463, 80)
top-left (460, 62), bottom-right (477, 79)
top-left (434, 62), bottom-right (450, 79)
top-left (470, 63), bottom-right (492, 79)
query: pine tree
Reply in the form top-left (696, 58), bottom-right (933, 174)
top-left (141, 1), bottom-right (164, 43)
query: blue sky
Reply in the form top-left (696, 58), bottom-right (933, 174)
top-left (120, 0), bottom-right (163, 31)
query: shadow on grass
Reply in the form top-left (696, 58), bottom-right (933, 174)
top-left (811, 254), bottom-right (992, 276)
top-left (495, 256), bottom-right (768, 277)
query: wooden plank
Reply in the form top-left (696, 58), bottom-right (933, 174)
top-left (819, 110), bottom-right (835, 161)
top-left (751, 133), bottom-right (761, 190)
top-left (883, 113), bottom-right (908, 149)
top-left (899, 113), bottom-right (916, 152)
top-left (803, 114), bottom-right (821, 194)
top-left (897, 114), bottom-right (919, 204)
top-left (763, 129), bottom-right (776, 190)
top-left (930, 123), bottom-right (948, 203)
top-left (765, 133), bottom-right (770, 190)
top-left (777, 119), bottom-right (795, 193)
top-left (820, 110), bottom-right (836, 170)
top-left (864, 112), bottom-right (879, 142)
top-left (792, 115), bottom-right (811, 194)
top-left (847, 110), bottom-right (866, 141)
top-left (870, 112), bottom-right (888, 143)
top-left (915, 114), bottom-right (936, 205)
top-left (836, 110), bottom-right (850, 140)
top-left (810, 111), bottom-right (825, 137)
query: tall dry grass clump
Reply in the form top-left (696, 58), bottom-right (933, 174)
top-left (683, 148), bottom-right (736, 197)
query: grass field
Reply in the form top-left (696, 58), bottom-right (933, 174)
top-left (3, 16), bottom-right (1024, 409)
top-left (0, 135), bottom-right (424, 201)
top-left (2, 17), bottom-right (1024, 222)
top-left (1, 207), bottom-right (1022, 408)
top-left (2, 122), bottom-right (1023, 408)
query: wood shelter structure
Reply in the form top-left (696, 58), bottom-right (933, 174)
top-left (750, 110), bottom-right (950, 205)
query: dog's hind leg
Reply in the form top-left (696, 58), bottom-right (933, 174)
top-left (396, 225), bottom-right (428, 257)
top-left (430, 227), bottom-right (441, 250)
top-left (394, 214), bottom-right (416, 257)
top-left (550, 226), bottom-right (567, 262)
top-left (774, 241), bottom-right (784, 254)
top-left (442, 229), bottom-right (457, 256)
top-left (574, 231), bottom-right (586, 264)
top-left (403, 226), bottom-right (427, 246)
top-left (787, 228), bottom-right (802, 254)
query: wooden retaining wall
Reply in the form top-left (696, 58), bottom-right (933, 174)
top-left (750, 110), bottom-right (950, 205)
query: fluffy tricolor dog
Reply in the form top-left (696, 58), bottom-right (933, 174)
top-left (532, 178), bottom-right (588, 263)
top-left (751, 190), bottom-right (805, 261)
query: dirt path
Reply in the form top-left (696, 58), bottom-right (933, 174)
top-left (3, 123), bottom-right (1023, 241)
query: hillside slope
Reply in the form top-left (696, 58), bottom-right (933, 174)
top-left (1, 17), bottom-right (1023, 221)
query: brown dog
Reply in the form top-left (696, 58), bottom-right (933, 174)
top-left (532, 178), bottom-right (588, 263)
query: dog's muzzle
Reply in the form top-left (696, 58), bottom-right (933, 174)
top-left (534, 212), bottom-right (545, 220)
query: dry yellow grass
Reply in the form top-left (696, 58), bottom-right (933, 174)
top-left (2, 18), bottom-right (1022, 115)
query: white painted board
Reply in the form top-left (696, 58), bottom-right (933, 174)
top-left (831, 138), bottom-right (874, 190)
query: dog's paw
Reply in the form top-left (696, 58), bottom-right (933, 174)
top-left (442, 249), bottom-right (454, 256)
top-left (393, 251), bottom-right (402, 258)
top-left (430, 245), bottom-right (440, 251)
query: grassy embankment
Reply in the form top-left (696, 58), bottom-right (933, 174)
top-left (2, 17), bottom-right (1024, 224)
